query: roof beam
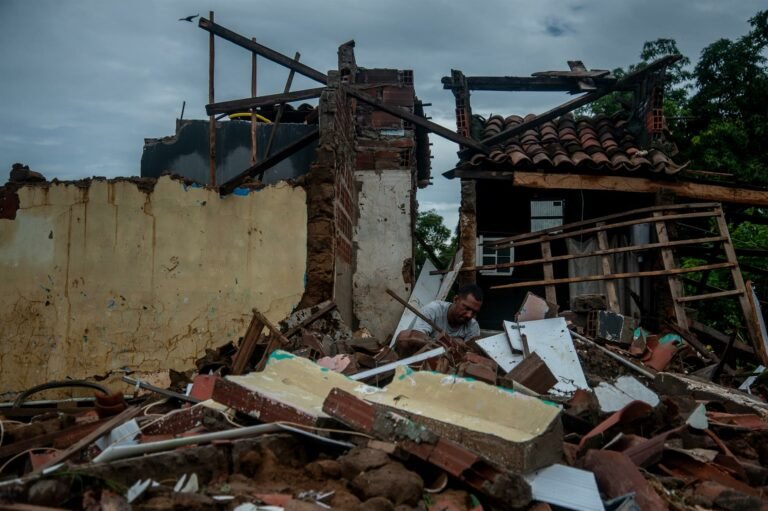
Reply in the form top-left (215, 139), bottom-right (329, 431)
top-left (219, 128), bottom-right (319, 195)
top-left (492, 171), bottom-right (768, 207)
top-left (441, 75), bottom-right (625, 93)
top-left (341, 84), bottom-right (489, 154)
top-left (206, 87), bottom-right (324, 116)
top-left (456, 55), bottom-right (681, 160)
top-left (198, 17), bottom-right (328, 85)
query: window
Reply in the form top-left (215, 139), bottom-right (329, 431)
top-left (477, 236), bottom-right (514, 276)
top-left (531, 199), bottom-right (564, 232)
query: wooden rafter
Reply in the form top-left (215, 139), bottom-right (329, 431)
top-left (206, 87), bottom-right (324, 116)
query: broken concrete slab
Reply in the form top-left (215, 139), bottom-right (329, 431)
top-left (594, 375), bottom-right (660, 413)
top-left (364, 366), bottom-right (563, 473)
top-left (323, 388), bottom-right (533, 508)
top-left (225, 351), bottom-right (383, 424)
top-left (478, 318), bottom-right (589, 396)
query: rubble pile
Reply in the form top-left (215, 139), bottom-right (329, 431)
top-left (1, 292), bottom-right (768, 511)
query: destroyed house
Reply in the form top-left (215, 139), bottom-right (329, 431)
top-left (442, 59), bottom-right (768, 341)
top-left (0, 30), bottom-right (432, 396)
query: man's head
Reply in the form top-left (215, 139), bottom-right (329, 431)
top-left (447, 284), bottom-right (483, 327)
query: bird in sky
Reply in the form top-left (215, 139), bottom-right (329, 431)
top-left (178, 13), bottom-right (199, 22)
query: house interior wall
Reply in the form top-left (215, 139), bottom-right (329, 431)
top-left (0, 177), bottom-right (307, 395)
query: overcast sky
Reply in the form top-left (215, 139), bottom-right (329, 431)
top-left (1, 1), bottom-right (764, 230)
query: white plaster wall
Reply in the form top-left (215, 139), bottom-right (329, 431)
top-left (353, 170), bottom-right (412, 341)
top-left (0, 177), bottom-right (307, 394)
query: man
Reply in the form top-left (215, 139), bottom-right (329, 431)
top-left (395, 284), bottom-right (483, 357)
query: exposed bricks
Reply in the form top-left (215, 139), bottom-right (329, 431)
top-left (323, 388), bottom-right (532, 508)
top-left (382, 86), bottom-right (414, 107)
top-left (370, 111), bottom-right (402, 130)
top-left (191, 374), bottom-right (323, 426)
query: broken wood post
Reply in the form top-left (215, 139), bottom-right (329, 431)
top-left (30, 406), bottom-right (142, 476)
top-left (208, 10), bottom-right (216, 187)
top-left (265, 52), bottom-right (301, 159)
top-left (385, 288), bottom-right (447, 339)
top-left (250, 37), bottom-right (257, 166)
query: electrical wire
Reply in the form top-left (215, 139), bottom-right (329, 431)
top-left (0, 448), bottom-right (58, 475)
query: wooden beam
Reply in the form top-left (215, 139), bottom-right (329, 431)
top-left (488, 202), bottom-right (720, 246)
top-left (206, 87), bottom-right (324, 116)
top-left (432, 236), bottom-right (727, 274)
top-left (441, 75), bottom-right (624, 93)
top-left (219, 128), bottom-right (319, 195)
top-left (491, 262), bottom-right (735, 290)
top-left (341, 84), bottom-right (489, 154)
top-left (198, 18), bottom-right (328, 85)
top-left (265, 52), bottom-right (301, 158)
top-left (508, 171), bottom-right (768, 207)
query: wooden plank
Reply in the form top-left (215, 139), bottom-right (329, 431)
top-left (505, 171), bottom-right (768, 208)
top-left (596, 224), bottom-right (620, 312)
top-left (219, 128), bottom-right (319, 195)
top-left (491, 262), bottom-right (734, 290)
top-left (341, 84), bottom-right (489, 154)
top-left (715, 208), bottom-right (763, 353)
top-left (492, 211), bottom-right (717, 250)
top-left (540, 241), bottom-right (557, 305)
top-left (30, 406), bottom-right (141, 476)
top-left (441, 75), bottom-right (623, 93)
top-left (487, 202), bottom-right (720, 246)
top-left (265, 52), bottom-right (300, 158)
top-left (198, 18), bottom-right (328, 84)
top-left (676, 289), bottom-right (744, 302)
top-left (231, 311), bottom-right (266, 375)
top-left (208, 11), bottom-right (216, 187)
top-left (0, 420), bottom-right (105, 460)
top-left (745, 280), bottom-right (768, 366)
top-left (653, 211), bottom-right (689, 332)
top-left (689, 320), bottom-right (755, 355)
top-left (250, 37), bottom-right (258, 166)
top-left (206, 87), bottom-right (324, 116)
top-left (283, 301), bottom-right (337, 338)
top-left (433, 236), bottom-right (726, 275)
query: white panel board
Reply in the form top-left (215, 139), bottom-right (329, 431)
top-left (479, 318), bottom-right (589, 396)
top-left (436, 248), bottom-right (463, 301)
top-left (525, 464), bottom-right (604, 511)
top-left (391, 258), bottom-right (442, 346)
top-left (594, 375), bottom-right (659, 413)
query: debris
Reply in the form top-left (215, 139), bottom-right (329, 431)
top-left (524, 463), bottom-right (604, 511)
top-left (596, 311), bottom-right (637, 345)
top-left (501, 352), bottom-right (557, 395)
top-left (582, 450), bottom-right (667, 511)
top-left (594, 375), bottom-right (660, 413)
top-left (493, 317), bottom-right (589, 395)
top-left (516, 291), bottom-right (558, 322)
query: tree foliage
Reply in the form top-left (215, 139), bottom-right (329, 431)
top-left (415, 210), bottom-right (456, 274)
top-left (581, 11), bottom-right (768, 336)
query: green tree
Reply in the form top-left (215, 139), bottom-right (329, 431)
top-left (415, 210), bottom-right (456, 274)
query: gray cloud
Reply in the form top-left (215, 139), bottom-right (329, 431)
top-left (1, 0), bottom-right (764, 223)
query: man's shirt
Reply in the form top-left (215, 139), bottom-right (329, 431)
top-left (411, 300), bottom-right (480, 341)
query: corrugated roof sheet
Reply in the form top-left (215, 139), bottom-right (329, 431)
top-left (462, 112), bottom-right (681, 175)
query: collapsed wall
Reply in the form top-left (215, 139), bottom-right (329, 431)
top-left (0, 176), bottom-right (307, 395)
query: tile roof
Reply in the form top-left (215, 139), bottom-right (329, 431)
top-left (461, 112), bottom-right (682, 175)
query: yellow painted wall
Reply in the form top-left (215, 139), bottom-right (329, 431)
top-left (0, 177), bottom-right (307, 395)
